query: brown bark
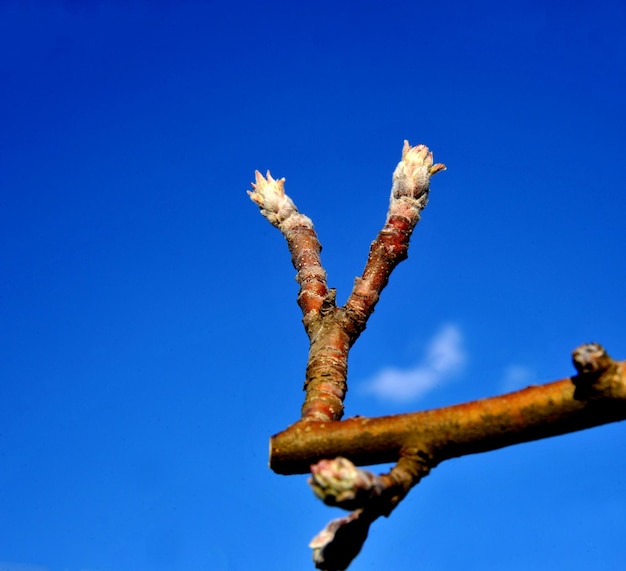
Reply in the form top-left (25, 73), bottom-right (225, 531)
top-left (249, 143), bottom-right (445, 422)
top-left (272, 358), bottom-right (626, 475)
top-left (248, 142), bottom-right (624, 571)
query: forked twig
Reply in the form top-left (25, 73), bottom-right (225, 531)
top-left (248, 142), bottom-right (625, 571)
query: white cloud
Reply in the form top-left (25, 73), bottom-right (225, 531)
top-left (360, 324), bottom-right (466, 403)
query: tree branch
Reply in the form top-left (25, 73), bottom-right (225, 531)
top-left (247, 141), bottom-right (624, 571)
top-left (248, 142), bottom-right (445, 421)
top-left (300, 345), bottom-right (625, 570)
top-left (344, 141), bottom-right (445, 327)
top-left (247, 170), bottom-right (329, 330)
top-left (270, 346), bottom-right (626, 474)
top-left (308, 454), bottom-right (430, 571)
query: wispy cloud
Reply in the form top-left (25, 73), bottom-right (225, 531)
top-left (360, 324), bottom-right (466, 403)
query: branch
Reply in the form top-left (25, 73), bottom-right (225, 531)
top-left (248, 142), bottom-right (624, 570)
top-left (248, 142), bottom-right (445, 421)
top-left (308, 455), bottom-right (428, 571)
top-left (270, 344), bottom-right (626, 474)
top-left (344, 141), bottom-right (445, 327)
top-left (299, 344), bottom-right (626, 570)
top-left (247, 171), bottom-right (329, 328)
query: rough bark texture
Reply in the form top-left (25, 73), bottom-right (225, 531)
top-left (272, 359), bottom-right (626, 474)
top-left (249, 142), bottom-right (444, 422)
top-left (248, 142), bottom-right (624, 571)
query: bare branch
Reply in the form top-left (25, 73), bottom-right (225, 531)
top-left (248, 170), bottom-right (329, 332)
top-left (301, 345), bottom-right (625, 569)
top-left (249, 141), bottom-right (624, 570)
top-left (271, 346), bottom-right (626, 474)
top-left (248, 142), bottom-right (445, 422)
top-left (345, 141), bottom-right (445, 328)
top-left (308, 454), bottom-right (431, 570)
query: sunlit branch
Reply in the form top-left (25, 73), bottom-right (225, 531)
top-left (248, 141), bottom-right (624, 571)
top-left (302, 344), bottom-right (625, 570)
top-left (248, 142), bottom-right (445, 422)
top-left (270, 348), bottom-right (626, 474)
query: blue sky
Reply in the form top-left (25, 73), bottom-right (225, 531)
top-left (1, 1), bottom-right (625, 570)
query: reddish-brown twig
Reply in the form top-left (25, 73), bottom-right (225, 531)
top-left (249, 142), bottom-right (445, 421)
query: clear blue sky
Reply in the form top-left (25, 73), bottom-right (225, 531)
top-left (1, 1), bottom-right (625, 570)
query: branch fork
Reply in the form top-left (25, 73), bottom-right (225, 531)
top-left (247, 141), bottom-right (625, 571)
